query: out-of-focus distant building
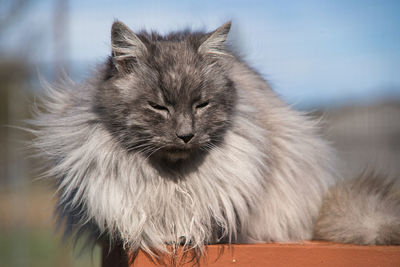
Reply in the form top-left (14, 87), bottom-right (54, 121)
top-left (319, 101), bottom-right (400, 178)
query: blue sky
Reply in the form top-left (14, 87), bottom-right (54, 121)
top-left (2, 0), bottom-right (400, 108)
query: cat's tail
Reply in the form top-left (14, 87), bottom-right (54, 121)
top-left (313, 171), bottom-right (400, 245)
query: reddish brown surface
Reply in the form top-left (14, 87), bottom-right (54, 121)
top-left (127, 242), bottom-right (400, 267)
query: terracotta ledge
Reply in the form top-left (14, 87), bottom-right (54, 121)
top-left (130, 242), bottom-right (400, 267)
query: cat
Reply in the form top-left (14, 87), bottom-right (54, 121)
top-left (31, 20), bottom-right (400, 261)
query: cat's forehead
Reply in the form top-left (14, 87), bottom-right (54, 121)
top-left (159, 66), bottom-right (205, 103)
top-left (152, 40), bottom-right (200, 68)
top-left (149, 42), bottom-right (208, 101)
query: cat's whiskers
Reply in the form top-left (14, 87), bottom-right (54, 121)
top-left (126, 142), bottom-right (154, 152)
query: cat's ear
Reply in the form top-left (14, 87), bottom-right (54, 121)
top-left (111, 20), bottom-right (147, 72)
top-left (198, 22), bottom-right (231, 56)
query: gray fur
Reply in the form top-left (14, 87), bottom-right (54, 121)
top-left (314, 171), bottom-right (400, 245)
top-left (30, 20), bottom-right (400, 257)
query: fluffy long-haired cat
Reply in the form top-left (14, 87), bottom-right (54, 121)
top-left (31, 20), bottom-right (400, 262)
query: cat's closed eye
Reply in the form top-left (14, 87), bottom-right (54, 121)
top-left (148, 101), bottom-right (169, 113)
top-left (195, 101), bottom-right (209, 109)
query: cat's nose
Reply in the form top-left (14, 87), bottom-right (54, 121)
top-left (176, 133), bottom-right (194, 143)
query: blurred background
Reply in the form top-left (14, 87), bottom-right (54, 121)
top-left (1, 0), bottom-right (399, 266)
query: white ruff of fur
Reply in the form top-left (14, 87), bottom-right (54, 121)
top-left (32, 61), bottom-right (337, 254)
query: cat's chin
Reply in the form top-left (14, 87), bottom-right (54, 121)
top-left (163, 149), bottom-right (193, 162)
top-left (155, 146), bottom-right (201, 162)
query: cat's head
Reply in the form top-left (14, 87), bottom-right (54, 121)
top-left (95, 21), bottom-right (236, 162)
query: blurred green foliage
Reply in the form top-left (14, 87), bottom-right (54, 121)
top-left (0, 228), bottom-right (100, 267)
